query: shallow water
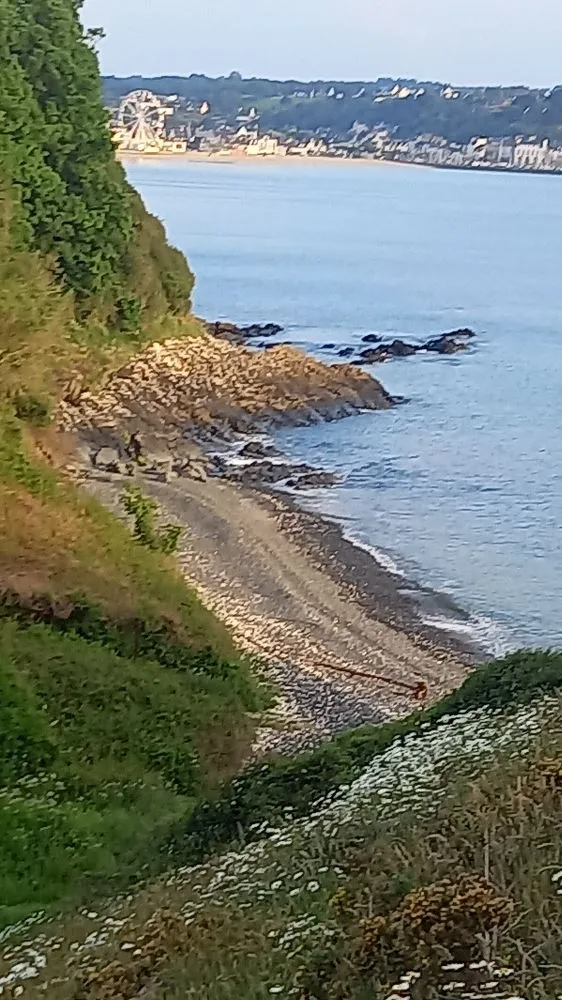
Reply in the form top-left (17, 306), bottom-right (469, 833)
top-left (127, 158), bottom-right (562, 651)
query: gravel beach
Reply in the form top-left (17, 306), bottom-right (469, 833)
top-left (84, 470), bottom-right (470, 752)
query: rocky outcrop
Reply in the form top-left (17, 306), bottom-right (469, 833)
top-left (59, 335), bottom-right (395, 454)
top-left (204, 320), bottom-right (283, 345)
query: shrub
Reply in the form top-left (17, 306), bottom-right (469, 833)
top-left (13, 392), bottom-right (51, 426)
top-left (122, 486), bottom-right (182, 555)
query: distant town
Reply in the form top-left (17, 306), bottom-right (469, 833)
top-left (107, 77), bottom-right (562, 174)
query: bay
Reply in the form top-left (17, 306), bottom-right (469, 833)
top-left (126, 158), bottom-right (562, 651)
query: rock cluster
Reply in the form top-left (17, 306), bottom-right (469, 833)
top-left (58, 331), bottom-right (394, 488)
top-left (328, 327), bottom-right (477, 364)
top-left (203, 320), bottom-right (283, 345)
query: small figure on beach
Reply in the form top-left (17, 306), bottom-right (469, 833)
top-left (125, 431), bottom-right (144, 464)
top-left (414, 680), bottom-right (428, 704)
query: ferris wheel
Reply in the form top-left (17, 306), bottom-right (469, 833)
top-left (117, 90), bottom-right (171, 147)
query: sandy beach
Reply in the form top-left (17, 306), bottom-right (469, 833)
top-left (117, 149), bottom-right (413, 169)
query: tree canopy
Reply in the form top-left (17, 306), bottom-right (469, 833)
top-left (0, 0), bottom-right (193, 323)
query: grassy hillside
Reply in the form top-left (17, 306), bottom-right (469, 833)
top-left (0, 0), bottom-right (268, 924)
top-left (0, 667), bottom-right (560, 998)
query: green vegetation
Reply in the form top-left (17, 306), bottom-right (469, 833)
top-left (3, 684), bottom-right (560, 998)
top-left (164, 648), bottom-right (562, 866)
top-left (0, 0), bottom-right (264, 925)
top-left (103, 73), bottom-right (562, 146)
top-left (0, 0), bottom-right (193, 323)
top-left (0, 418), bottom-right (266, 923)
top-left (121, 486), bottom-right (182, 555)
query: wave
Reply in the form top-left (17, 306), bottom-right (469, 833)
top-left (421, 613), bottom-right (513, 658)
top-left (339, 527), bottom-right (513, 658)
top-left (340, 527), bottom-right (406, 579)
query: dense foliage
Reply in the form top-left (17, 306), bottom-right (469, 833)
top-left (0, 0), bottom-right (193, 321)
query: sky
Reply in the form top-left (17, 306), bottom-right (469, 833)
top-left (82, 0), bottom-right (562, 88)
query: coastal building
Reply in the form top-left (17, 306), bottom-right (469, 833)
top-left (514, 139), bottom-right (550, 169)
top-left (287, 137), bottom-right (327, 156)
top-left (246, 135), bottom-right (284, 156)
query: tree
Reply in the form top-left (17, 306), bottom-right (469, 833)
top-left (0, 0), bottom-right (194, 322)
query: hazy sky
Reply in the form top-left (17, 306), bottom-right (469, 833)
top-left (82, 0), bottom-right (562, 88)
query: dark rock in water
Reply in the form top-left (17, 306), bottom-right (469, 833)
top-left (241, 322), bottom-right (283, 339)
top-left (362, 333), bottom-right (382, 343)
top-left (424, 332), bottom-right (469, 354)
top-left (388, 338), bottom-right (418, 357)
top-left (239, 440), bottom-right (279, 458)
top-left (337, 346), bottom-right (355, 357)
top-left (359, 330), bottom-right (476, 362)
top-left (360, 339), bottom-right (416, 362)
top-left (289, 470), bottom-right (339, 489)
top-left (206, 320), bottom-right (283, 344)
top-left (232, 460), bottom-right (312, 485)
top-left (359, 346), bottom-right (389, 363)
top-left (321, 342), bottom-right (336, 350)
top-left (446, 327), bottom-right (476, 339)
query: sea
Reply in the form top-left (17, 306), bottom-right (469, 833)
top-left (126, 157), bottom-right (562, 654)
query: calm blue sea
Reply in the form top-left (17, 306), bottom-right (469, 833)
top-left (126, 158), bottom-right (562, 652)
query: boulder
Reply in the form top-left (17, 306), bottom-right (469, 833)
top-left (241, 322), bottom-right (283, 338)
top-left (233, 461), bottom-right (312, 485)
top-left (239, 440), bottom-right (279, 458)
top-left (93, 447), bottom-right (124, 473)
top-left (446, 327), bottom-right (476, 339)
top-left (186, 461), bottom-right (208, 482)
top-left (387, 338), bottom-right (418, 357)
top-left (289, 471), bottom-right (339, 488)
top-left (146, 454), bottom-right (175, 482)
top-left (320, 342), bottom-right (336, 350)
top-left (337, 346), bottom-right (355, 357)
top-left (361, 333), bottom-right (382, 343)
top-left (424, 333), bottom-right (468, 354)
top-left (359, 346), bottom-right (390, 363)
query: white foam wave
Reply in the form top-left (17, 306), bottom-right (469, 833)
top-left (340, 528), bottom-right (513, 658)
top-left (340, 528), bottom-right (405, 578)
top-left (422, 613), bottom-right (514, 658)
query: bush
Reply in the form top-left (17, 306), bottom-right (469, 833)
top-left (122, 486), bottom-right (182, 555)
top-left (13, 392), bottom-right (51, 426)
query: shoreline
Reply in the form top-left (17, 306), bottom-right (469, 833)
top-left (117, 150), bottom-right (562, 179)
top-left (117, 150), bottom-right (417, 168)
top-left (82, 465), bottom-right (471, 753)
top-left (251, 486), bottom-right (485, 662)
top-left (62, 325), bottom-right (483, 747)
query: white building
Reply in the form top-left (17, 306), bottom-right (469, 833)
top-left (514, 139), bottom-right (550, 170)
top-left (246, 135), bottom-right (284, 157)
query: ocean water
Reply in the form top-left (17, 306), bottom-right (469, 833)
top-left (126, 158), bottom-right (562, 651)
